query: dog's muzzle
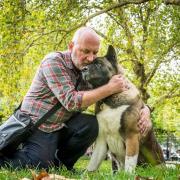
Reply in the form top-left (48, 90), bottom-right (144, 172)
top-left (81, 67), bottom-right (89, 80)
top-left (81, 66), bottom-right (88, 72)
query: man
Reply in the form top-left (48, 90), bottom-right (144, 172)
top-left (0, 27), bottom-right (151, 170)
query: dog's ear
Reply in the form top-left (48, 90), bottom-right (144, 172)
top-left (106, 45), bottom-right (118, 71)
top-left (106, 45), bottom-right (117, 64)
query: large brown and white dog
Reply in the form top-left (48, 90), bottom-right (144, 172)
top-left (81, 45), bottom-right (164, 173)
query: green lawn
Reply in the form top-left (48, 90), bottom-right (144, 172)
top-left (0, 157), bottom-right (179, 180)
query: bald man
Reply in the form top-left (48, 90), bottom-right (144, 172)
top-left (0, 27), bottom-right (151, 171)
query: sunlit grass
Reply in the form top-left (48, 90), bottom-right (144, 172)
top-left (0, 156), bottom-right (179, 180)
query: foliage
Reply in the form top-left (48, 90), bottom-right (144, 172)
top-left (0, 0), bottom-right (179, 136)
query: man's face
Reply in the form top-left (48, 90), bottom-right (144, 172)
top-left (69, 35), bottom-right (100, 70)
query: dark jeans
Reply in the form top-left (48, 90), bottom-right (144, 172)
top-left (0, 113), bottom-right (98, 169)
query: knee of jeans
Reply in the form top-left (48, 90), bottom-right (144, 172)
top-left (77, 117), bottom-right (99, 140)
top-left (29, 151), bottom-right (55, 168)
top-left (89, 118), bottom-right (99, 139)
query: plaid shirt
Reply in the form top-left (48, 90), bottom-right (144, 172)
top-left (21, 51), bottom-right (89, 133)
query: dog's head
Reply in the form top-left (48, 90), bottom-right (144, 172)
top-left (81, 45), bottom-right (119, 88)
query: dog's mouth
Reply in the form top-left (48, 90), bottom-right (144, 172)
top-left (81, 73), bottom-right (89, 82)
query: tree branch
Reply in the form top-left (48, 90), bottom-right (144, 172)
top-left (21, 0), bottom-right (151, 56)
top-left (152, 89), bottom-right (180, 108)
top-left (164, 0), bottom-right (180, 5)
top-left (93, 28), bottom-right (128, 53)
top-left (82, 0), bottom-right (150, 24)
top-left (144, 43), bottom-right (178, 86)
top-left (22, 30), bottom-right (58, 55)
top-left (58, 0), bottom-right (151, 34)
top-left (139, 4), bottom-right (151, 63)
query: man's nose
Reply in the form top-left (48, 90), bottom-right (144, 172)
top-left (87, 53), bottom-right (95, 62)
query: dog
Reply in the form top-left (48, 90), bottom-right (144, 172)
top-left (81, 45), bottom-right (164, 173)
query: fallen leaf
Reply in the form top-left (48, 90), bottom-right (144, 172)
top-left (20, 170), bottom-right (76, 180)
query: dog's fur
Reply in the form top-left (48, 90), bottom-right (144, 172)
top-left (81, 45), bottom-right (164, 172)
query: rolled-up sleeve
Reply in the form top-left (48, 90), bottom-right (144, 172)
top-left (41, 56), bottom-right (84, 112)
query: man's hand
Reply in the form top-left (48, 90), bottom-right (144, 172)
top-left (138, 105), bottom-right (152, 137)
top-left (108, 75), bottom-right (129, 94)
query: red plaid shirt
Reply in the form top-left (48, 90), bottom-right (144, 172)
top-left (21, 51), bottom-right (89, 133)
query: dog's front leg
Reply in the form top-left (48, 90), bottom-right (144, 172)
top-left (125, 133), bottom-right (140, 172)
top-left (87, 135), bottom-right (107, 171)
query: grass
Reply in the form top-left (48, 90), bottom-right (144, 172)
top-left (0, 156), bottom-right (179, 180)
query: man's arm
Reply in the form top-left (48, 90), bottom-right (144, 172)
top-left (81, 74), bottom-right (128, 108)
top-left (42, 55), bottom-right (128, 112)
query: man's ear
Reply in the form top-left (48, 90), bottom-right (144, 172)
top-left (68, 41), bottom-right (74, 52)
top-left (105, 45), bottom-right (117, 65)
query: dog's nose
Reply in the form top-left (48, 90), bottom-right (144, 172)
top-left (81, 67), bottom-right (88, 72)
